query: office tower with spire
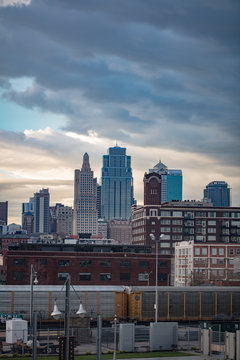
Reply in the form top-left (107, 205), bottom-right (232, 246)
top-left (149, 160), bottom-right (182, 202)
top-left (204, 181), bottom-right (231, 207)
top-left (34, 189), bottom-right (50, 233)
top-left (73, 153), bottom-right (98, 236)
top-left (101, 146), bottom-right (134, 220)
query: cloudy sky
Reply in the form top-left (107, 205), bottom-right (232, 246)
top-left (0, 0), bottom-right (239, 224)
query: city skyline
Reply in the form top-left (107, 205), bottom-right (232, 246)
top-left (0, 0), bottom-right (239, 223)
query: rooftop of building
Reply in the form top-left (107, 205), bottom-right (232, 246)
top-left (7, 243), bottom-right (153, 253)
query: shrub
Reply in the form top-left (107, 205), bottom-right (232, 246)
top-left (85, 351), bottom-right (92, 355)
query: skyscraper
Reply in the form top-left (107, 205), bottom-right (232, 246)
top-left (204, 181), bottom-right (231, 207)
top-left (0, 201), bottom-right (8, 225)
top-left (149, 160), bottom-right (182, 202)
top-left (34, 189), bottom-right (50, 233)
top-left (73, 153), bottom-right (98, 236)
top-left (101, 146), bottom-right (134, 220)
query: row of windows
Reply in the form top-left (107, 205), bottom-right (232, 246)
top-left (150, 210), bottom-right (240, 218)
top-left (195, 247), bottom-right (240, 256)
top-left (58, 272), bottom-right (168, 282)
top-left (13, 259), bottom-right (47, 266)
top-left (12, 259), bottom-right (166, 268)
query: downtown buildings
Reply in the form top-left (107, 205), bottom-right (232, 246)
top-left (73, 153), bottom-right (98, 236)
top-left (149, 160), bottom-right (182, 202)
top-left (101, 146), bottom-right (134, 221)
top-left (204, 181), bottom-right (231, 207)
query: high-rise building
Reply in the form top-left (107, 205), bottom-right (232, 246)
top-left (204, 181), bottom-right (231, 207)
top-left (0, 201), bottom-right (8, 225)
top-left (33, 189), bottom-right (50, 234)
top-left (22, 212), bottom-right (34, 235)
top-left (149, 160), bottom-right (182, 202)
top-left (22, 197), bottom-right (34, 230)
top-left (101, 146), bottom-right (134, 220)
top-left (56, 205), bottom-right (73, 236)
top-left (73, 153), bottom-right (98, 236)
top-left (97, 184), bottom-right (102, 219)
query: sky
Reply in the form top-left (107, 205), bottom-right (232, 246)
top-left (0, 0), bottom-right (239, 224)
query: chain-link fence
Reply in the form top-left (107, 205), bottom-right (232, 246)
top-left (1, 323), bottom-right (203, 355)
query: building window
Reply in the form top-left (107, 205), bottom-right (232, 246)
top-left (160, 227), bottom-right (170, 232)
top-left (40, 259), bottom-right (47, 265)
top-left (161, 211), bottom-right (171, 217)
top-left (219, 269), bottom-right (224, 276)
top-left (208, 235), bottom-right (216, 241)
top-left (160, 219), bottom-right (170, 225)
top-left (195, 248), bottom-right (200, 255)
top-left (202, 248), bottom-right (207, 255)
top-left (139, 261), bottom-right (150, 268)
top-left (100, 260), bottom-right (112, 267)
top-left (196, 211), bottom-right (206, 217)
top-left (58, 272), bottom-right (69, 281)
top-left (58, 260), bottom-right (70, 267)
top-left (120, 273), bottom-right (131, 281)
top-left (229, 248), bottom-right (234, 255)
top-left (150, 210), bottom-right (157, 217)
top-left (219, 259), bottom-right (224, 265)
top-left (160, 242), bottom-right (170, 248)
top-left (100, 273), bottom-right (112, 281)
top-left (172, 235), bottom-right (182, 240)
top-left (138, 273), bottom-right (149, 281)
top-left (172, 219), bottom-right (182, 225)
top-left (80, 260), bottom-right (92, 267)
top-left (208, 228), bottom-right (216, 233)
top-left (208, 212), bottom-right (216, 218)
top-left (211, 269), bottom-right (217, 276)
top-left (219, 248), bottom-right (224, 256)
top-left (173, 227), bottom-right (182, 233)
top-left (79, 273), bottom-right (91, 281)
top-left (13, 271), bottom-right (25, 280)
top-left (208, 220), bottom-right (216, 226)
top-left (158, 261), bottom-right (168, 268)
top-left (120, 260), bottom-right (131, 267)
top-left (172, 211), bottom-right (182, 217)
top-left (13, 259), bottom-right (25, 266)
top-left (211, 248), bottom-right (217, 255)
top-left (212, 258), bottom-right (217, 265)
top-left (237, 249), bottom-right (240, 255)
top-left (158, 273), bottom-right (167, 281)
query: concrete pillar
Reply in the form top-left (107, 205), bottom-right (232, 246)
top-left (119, 323), bottom-right (135, 353)
top-left (226, 332), bottom-right (236, 360)
top-left (149, 322), bottom-right (178, 351)
top-left (202, 329), bottom-right (209, 356)
top-left (236, 330), bottom-right (240, 360)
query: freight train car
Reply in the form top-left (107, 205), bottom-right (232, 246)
top-left (0, 285), bottom-right (127, 322)
top-left (128, 286), bottom-right (240, 322)
top-left (0, 285), bottom-right (240, 323)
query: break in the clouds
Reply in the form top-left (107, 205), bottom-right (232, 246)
top-left (0, 0), bottom-right (239, 222)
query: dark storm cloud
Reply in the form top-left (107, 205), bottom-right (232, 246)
top-left (0, 0), bottom-right (239, 164)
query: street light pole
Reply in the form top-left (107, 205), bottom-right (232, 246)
top-left (51, 275), bottom-right (87, 360)
top-left (30, 264), bottom-right (34, 335)
top-left (113, 314), bottom-right (117, 360)
top-left (30, 264), bottom-right (38, 336)
top-left (155, 238), bottom-right (158, 323)
top-left (65, 275), bottom-right (70, 360)
top-left (150, 234), bottom-right (164, 323)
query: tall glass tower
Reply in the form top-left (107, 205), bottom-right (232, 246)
top-left (101, 146), bottom-right (134, 220)
top-left (149, 160), bottom-right (182, 202)
top-left (34, 189), bottom-right (50, 233)
top-left (204, 181), bottom-right (231, 207)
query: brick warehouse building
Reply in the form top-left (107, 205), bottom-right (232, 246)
top-left (132, 201), bottom-right (240, 255)
top-left (6, 243), bottom-right (171, 286)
